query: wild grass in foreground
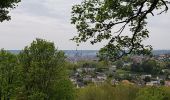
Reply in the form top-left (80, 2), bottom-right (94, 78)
top-left (76, 83), bottom-right (170, 100)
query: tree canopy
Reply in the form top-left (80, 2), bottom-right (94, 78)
top-left (0, 0), bottom-right (21, 22)
top-left (71, 0), bottom-right (169, 61)
top-left (18, 39), bottom-right (74, 100)
top-left (0, 49), bottom-right (19, 100)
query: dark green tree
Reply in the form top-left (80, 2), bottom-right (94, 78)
top-left (131, 63), bottom-right (143, 72)
top-left (115, 60), bottom-right (124, 69)
top-left (141, 60), bottom-right (161, 75)
top-left (143, 76), bottom-right (151, 83)
top-left (71, 0), bottom-right (169, 61)
top-left (166, 62), bottom-right (170, 69)
top-left (0, 0), bottom-right (21, 22)
top-left (0, 49), bottom-right (19, 100)
top-left (18, 39), bottom-right (74, 100)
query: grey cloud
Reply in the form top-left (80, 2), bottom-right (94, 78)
top-left (14, 0), bottom-right (82, 21)
top-left (0, 0), bottom-right (170, 50)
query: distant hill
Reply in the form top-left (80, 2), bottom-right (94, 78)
top-left (7, 50), bottom-right (170, 57)
top-left (7, 50), bottom-right (98, 57)
top-left (63, 50), bottom-right (98, 57)
top-left (152, 50), bottom-right (170, 55)
top-left (8, 50), bottom-right (20, 54)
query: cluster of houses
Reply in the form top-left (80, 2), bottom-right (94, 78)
top-left (70, 65), bottom-right (117, 88)
top-left (69, 64), bottom-right (170, 88)
top-left (140, 74), bottom-right (170, 86)
top-left (70, 63), bottom-right (170, 88)
top-left (154, 54), bottom-right (170, 61)
top-left (68, 53), bottom-right (170, 88)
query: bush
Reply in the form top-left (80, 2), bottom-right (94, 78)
top-left (76, 83), bottom-right (170, 100)
top-left (76, 83), bottom-right (139, 100)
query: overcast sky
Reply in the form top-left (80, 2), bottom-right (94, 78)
top-left (0, 0), bottom-right (170, 50)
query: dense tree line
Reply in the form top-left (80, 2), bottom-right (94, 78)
top-left (0, 49), bottom-right (19, 100)
top-left (131, 60), bottom-right (161, 75)
top-left (114, 58), bottom-right (165, 75)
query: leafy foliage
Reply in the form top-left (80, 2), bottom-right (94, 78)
top-left (76, 83), bottom-right (170, 100)
top-left (0, 49), bottom-right (19, 99)
top-left (71, 0), bottom-right (169, 61)
top-left (131, 59), bottom-right (162, 75)
top-left (0, 0), bottom-right (21, 22)
top-left (18, 39), bottom-right (74, 100)
top-left (136, 87), bottom-right (170, 100)
top-left (76, 83), bottom-right (138, 100)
